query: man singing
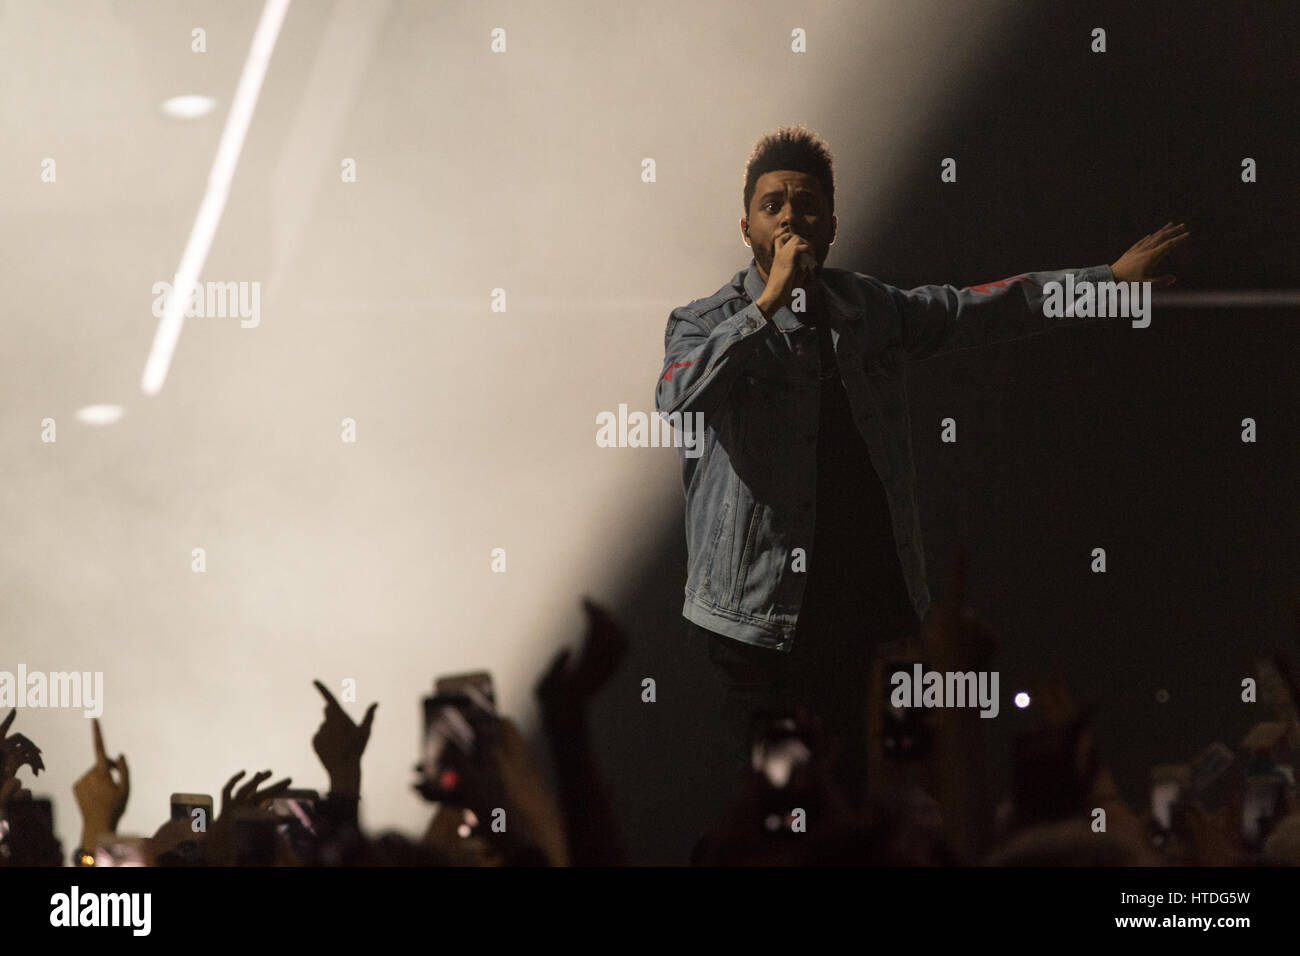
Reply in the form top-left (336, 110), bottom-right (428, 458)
top-left (655, 125), bottom-right (1187, 805)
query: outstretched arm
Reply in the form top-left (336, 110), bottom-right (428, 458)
top-left (891, 222), bottom-right (1190, 361)
top-left (892, 265), bottom-right (1113, 361)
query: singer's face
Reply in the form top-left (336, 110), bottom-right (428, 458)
top-left (742, 170), bottom-right (836, 282)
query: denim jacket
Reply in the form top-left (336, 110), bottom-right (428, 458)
top-left (656, 258), bottom-right (1116, 651)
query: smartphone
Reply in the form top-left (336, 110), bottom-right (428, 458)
top-left (230, 807), bottom-right (278, 866)
top-left (418, 692), bottom-right (495, 803)
top-left (882, 660), bottom-right (931, 759)
top-left (419, 672), bottom-right (498, 801)
top-left (170, 792), bottom-right (213, 833)
top-left (1149, 764), bottom-right (1189, 832)
top-left (270, 788), bottom-right (319, 827)
top-left (434, 671), bottom-right (496, 714)
top-left (94, 835), bottom-right (149, 867)
top-left (270, 788), bottom-right (320, 855)
top-left (750, 710), bottom-right (814, 834)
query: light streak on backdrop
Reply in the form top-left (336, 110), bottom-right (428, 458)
top-left (141, 0), bottom-right (292, 396)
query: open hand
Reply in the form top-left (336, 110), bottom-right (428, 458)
top-left (0, 709), bottom-right (45, 794)
top-left (1110, 221), bottom-right (1190, 287)
top-left (536, 598), bottom-right (629, 714)
top-left (219, 769), bottom-right (292, 817)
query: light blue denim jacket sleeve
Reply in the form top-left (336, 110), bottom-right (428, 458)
top-left (654, 298), bottom-right (795, 420)
top-left (892, 264), bottom-right (1116, 360)
top-left (658, 260), bottom-right (1117, 651)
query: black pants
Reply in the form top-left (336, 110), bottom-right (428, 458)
top-left (690, 605), bottom-right (919, 809)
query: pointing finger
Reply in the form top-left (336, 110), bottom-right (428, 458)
top-left (314, 680), bottom-right (343, 714)
top-left (92, 718), bottom-right (108, 767)
top-left (115, 754), bottom-right (130, 797)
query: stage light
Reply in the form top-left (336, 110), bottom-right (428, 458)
top-left (160, 94), bottom-right (217, 119)
top-left (75, 404), bottom-right (125, 425)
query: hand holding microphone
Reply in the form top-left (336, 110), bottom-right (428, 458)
top-left (756, 232), bottom-right (817, 319)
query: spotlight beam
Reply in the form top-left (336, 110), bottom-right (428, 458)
top-left (141, 0), bottom-right (292, 396)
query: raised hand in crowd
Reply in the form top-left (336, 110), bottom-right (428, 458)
top-left (536, 597), bottom-right (629, 865)
top-left (0, 708), bottom-right (43, 805)
top-left (312, 679), bottom-right (377, 798)
top-left (72, 718), bottom-right (129, 854)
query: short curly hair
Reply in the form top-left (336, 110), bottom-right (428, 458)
top-left (742, 125), bottom-right (835, 216)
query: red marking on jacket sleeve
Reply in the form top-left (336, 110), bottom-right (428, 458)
top-left (663, 360), bottom-right (694, 382)
top-left (967, 275), bottom-right (1030, 295)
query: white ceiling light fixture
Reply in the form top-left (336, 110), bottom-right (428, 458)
top-left (160, 94), bottom-right (218, 119)
top-left (76, 404), bottom-right (125, 426)
top-left (142, 0), bottom-right (293, 397)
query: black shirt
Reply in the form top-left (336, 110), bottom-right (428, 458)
top-left (797, 313), bottom-right (916, 641)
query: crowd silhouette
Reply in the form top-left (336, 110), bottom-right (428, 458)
top-left (2, 557), bottom-right (1296, 867)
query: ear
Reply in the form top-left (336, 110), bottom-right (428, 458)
top-left (740, 218), bottom-right (751, 247)
top-left (829, 214), bottom-right (837, 245)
